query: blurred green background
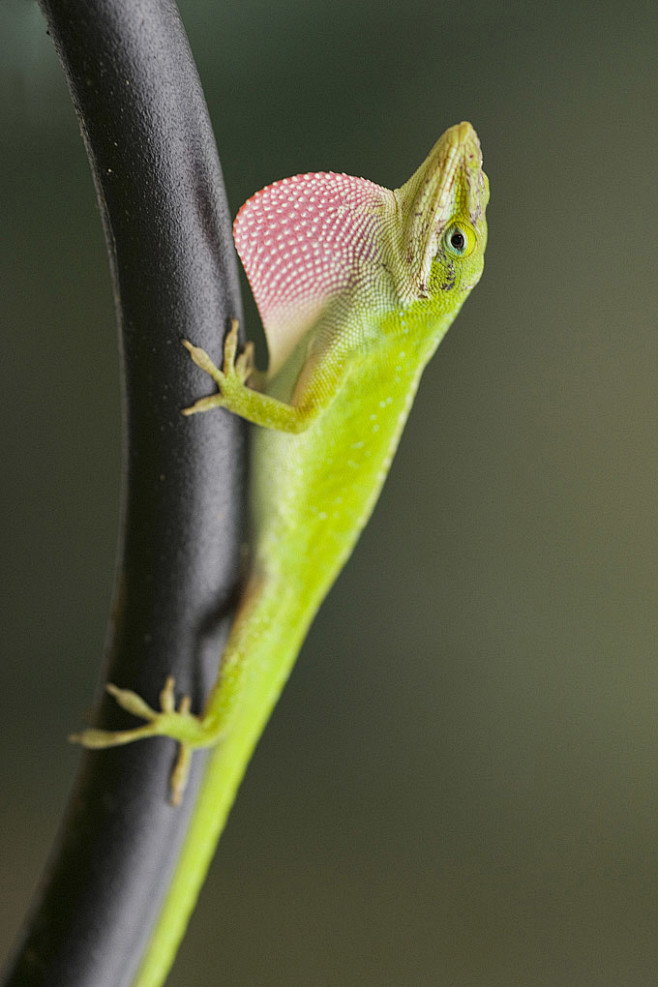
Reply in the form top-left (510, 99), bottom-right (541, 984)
top-left (1, 1), bottom-right (657, 984)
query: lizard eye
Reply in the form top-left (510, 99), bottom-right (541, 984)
top-left (444, 222), bottom-right (475, 258)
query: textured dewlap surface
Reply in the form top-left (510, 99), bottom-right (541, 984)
top-left (233, 172), bottom-right (388, 330)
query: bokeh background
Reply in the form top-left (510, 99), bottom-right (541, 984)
top-left (1, 1), bottom-right (657, 984)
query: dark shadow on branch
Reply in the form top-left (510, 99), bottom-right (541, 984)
top-left (2, 1), bottom-right (245, 985)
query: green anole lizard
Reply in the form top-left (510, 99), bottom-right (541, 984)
top-left (72, 120), bottom-right (488, 986)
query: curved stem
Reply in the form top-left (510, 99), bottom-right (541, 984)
top-left (2, 2), bottom-right (245, 986)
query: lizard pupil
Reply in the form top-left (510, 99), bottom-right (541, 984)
top-left (450, 230), bottom-right (465, 252)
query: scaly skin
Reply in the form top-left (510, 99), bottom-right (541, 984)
top-left (72, 121), bottom-right (489, 986)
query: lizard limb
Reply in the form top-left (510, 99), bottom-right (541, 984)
top-left (182, 319), bottom-right (312, 431)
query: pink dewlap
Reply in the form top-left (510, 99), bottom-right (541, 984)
top-left (233, 172), bottom-right (389, 372)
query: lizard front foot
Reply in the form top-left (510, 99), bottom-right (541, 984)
top-left (70, 676), bottom-right (215, 805)
top-left (181, 318), bottom-right (257, 416)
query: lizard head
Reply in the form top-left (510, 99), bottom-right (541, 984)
top-left (233, 121), bottom-right (488, 376)
top-left (394, 121), bottom-right (489, 305)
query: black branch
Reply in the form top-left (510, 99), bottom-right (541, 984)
top-left (2, 1), bottom-right (245, 985)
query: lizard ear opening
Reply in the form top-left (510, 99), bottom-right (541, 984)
top-left (233, 172), bottom-right (392, 376)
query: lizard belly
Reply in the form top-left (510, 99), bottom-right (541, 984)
top-left (250, 354), bottom-right (423, 606)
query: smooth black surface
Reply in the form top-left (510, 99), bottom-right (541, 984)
top-left (3, 1), bottom-right (245, 985)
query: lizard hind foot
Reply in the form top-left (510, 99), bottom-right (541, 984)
top-left (69, 676), bottom-right (204, 805)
